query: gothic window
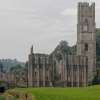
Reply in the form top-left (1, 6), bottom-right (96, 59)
top-left (46, 76), bottom-right (48, 80)
top-left (35, 71), bottom-right (37, 77)
top-left (83, 19), bottom-right (88, 32)
top-left (83, 25), bottom-right (88, 32)
top-left (84, 43), bottom-right (88, 51)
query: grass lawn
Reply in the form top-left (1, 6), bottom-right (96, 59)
top-left (0, 96), bottom-right (5, 100)
top-left (8, 85), bottom-right (100, 100)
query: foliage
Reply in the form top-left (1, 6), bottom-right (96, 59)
top-left (96, 28), bottom-right (100, 67)
top-left (50, 40), bottom-right (76, 63)
top-left (51, 40), bottom-right (76, 55)
top-left (0, 81), bottom-right (5, 85)
top-left (10, 64), bottom-right (23, 73)
top-left (51, 29), bottom-right (100, 68)
top-left (0, 59), bottom-right (25, 72)
top-left (2, 90), bottom-right (34, 100)
top-left (9, 64), bottom-right (27, 86)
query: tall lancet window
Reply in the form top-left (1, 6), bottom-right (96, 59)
top-left (83, 19), bottom-right (88, 32)
top-left (85, 43), bottom-right (88, 51)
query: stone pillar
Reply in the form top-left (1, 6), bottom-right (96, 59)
top-left (82, 56), bottom-right (84, 87)
top-left (77, 56), bottom-right (79, 87)
top-left (43, 57), bottom-right (46, 87)
top-left (68, 55), bottom-right (71, 87)
top-left (37, 64), bottom-right (40, 87)
top-left (67, 55), bottom-right (70, 87)
top-left (81, 56), bottom-right (84, 87)
top-left (65, 54), bottom-right (67, 87)
top-left (83, 57), bottom-right (87, 87)
top-left (28, 55), bottom-right (33, 87)
top-left (52, 55), bottom-right (55, 86)
top-left (71, 55), bottom-right (73, 87)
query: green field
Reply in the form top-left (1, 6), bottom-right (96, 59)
top-left (7, 85), bottom-right (100, 100)
top-left (0, 96), bottom-right (4, 100)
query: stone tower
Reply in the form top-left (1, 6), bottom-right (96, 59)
top-left (28, 45), bottom-right (34, 87)
top-left (77, 2), bottom-right (96, 84)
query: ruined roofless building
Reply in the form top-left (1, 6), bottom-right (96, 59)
top-left (28, 46), bottom-right (51, 87)
top-left (28, 2), bottom-right (96, 87)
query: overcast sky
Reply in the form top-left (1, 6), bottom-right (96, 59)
top-left (0, 0), bottom-right (99, 61)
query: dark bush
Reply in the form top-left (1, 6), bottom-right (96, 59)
top-left (0, 86), bottom-right (5, 93)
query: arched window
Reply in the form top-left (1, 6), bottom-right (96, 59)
top-left (83, 19), bottom-right (88, 32)
top-left (35, 71), bottom-right (37, 77)
top-left (84, 19), bottom-right (88, 24)
top-left (84, 43), bottom-right (88, 51)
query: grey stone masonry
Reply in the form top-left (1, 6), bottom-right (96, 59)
top-left (27, 2), bottom-right (95, 87)
top-left (77, 2), bottom-right (96, 84)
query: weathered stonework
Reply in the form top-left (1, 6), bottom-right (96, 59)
top-left (77, 2), bottom-right (96, 84)
top-left (0, 2), bottom-right (96, 88)
top-left (28, 46), bottom-right (51, 87)
top-left (28, 2), bottom-right (96, 87)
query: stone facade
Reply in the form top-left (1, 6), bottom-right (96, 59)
top-left (51, 53), bottom-right (88, 87)
top-left (28, 47), bottom-right (88, 87)
top-left (28, 46), bottom-right (51, 87)
top-left (77, 2), bottom-right (96, 84)
top-left (27, 2), bottom-right (96, 87)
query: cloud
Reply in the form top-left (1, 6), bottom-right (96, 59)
top-left (0, 0), bottom-right (99, 61)
top-left (61, 8), bottom-right (77, 16)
